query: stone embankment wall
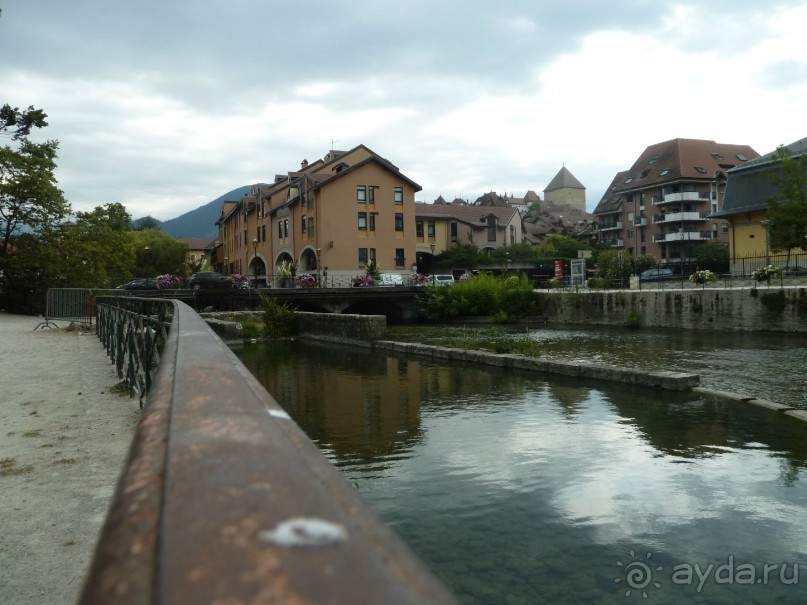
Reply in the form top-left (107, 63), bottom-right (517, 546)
top-left (538, 287), bottom-right (807, 333)
top-left (295, 311), bottom-right (387, 341)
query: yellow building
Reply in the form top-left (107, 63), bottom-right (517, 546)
top-left (715, 137), bottom-right (807, 270)
top-left (217, 145), bottom-right (421, 286)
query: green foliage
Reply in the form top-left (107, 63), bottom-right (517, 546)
top-left (625, 310), bottom-right (641, 329)
top-left (131, 216), bottom-right (162, 231)
top-left (239, 319), bottom-right (264, 339)
top-left (416, 272), bottom-right (538, 321)
top-left (595, 251), bottom-right (657, 288)
top-left (1, 139), bottom-right (69, 253)
top-left (128, 228), bottom-right (190, 278)
top-left (0, 104), bottom-right (48, 141)
top-left (766, 145), bottom-right (807, 255)
top-left (260, 296), bottom-right (297, 338)
top-left (365, 259), bottom-right (381, 279)
top-left (434, 244), bottom-right (482, 269)
top-left (440, 327), bottom-right (542, 357)
top-left (694, 241), bottom-right (730, 273)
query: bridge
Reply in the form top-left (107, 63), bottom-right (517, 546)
top-left (121, 286), bottom-right (423, 322)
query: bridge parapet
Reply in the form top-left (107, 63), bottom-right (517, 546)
top-left (81, 297), bottom-right (456, 604)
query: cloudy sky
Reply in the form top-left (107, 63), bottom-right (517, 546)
top-left (2, 1), bottom-right (806, 221)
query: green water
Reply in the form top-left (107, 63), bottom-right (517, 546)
top-left (235, 338), bottom-right (807, 604)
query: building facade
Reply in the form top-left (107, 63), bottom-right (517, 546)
top-left (593, 138), bottom-right (759, 268)
top-left (216, 145), bottom-right (421, 286)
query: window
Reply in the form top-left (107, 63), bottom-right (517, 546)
top-left (711, 152), bottom-right (723, 161)
top-left (450, 222), bottom-right (458, 242)
top-left (640, 169), bottom-right (651, 179)
top-left (394, 187), bottom-right (403, 204)
top-left (625, 176), bottom-right (633, 184)
top-left (283, 219), bottom-right (289, 238)
top-left (261, 225), bottom-right (266, 241)
top-left (695, 166), bottom-right (707, 174)
top-left (369, 212), bottom-right (376, 231)
top-left (302, 215), bottom-right (307, 233)
top-left (307, 217), bottom-right (315, 236)
top-left (278, 221), bottom-right (283, 238)
top-left (357, 185), bottom-right (366, 202)
top-left (660, 168), bottom-right (670, 176)
top-left (358, 248), bottom-right (368, 266)
top-left (369, 186), bottom-right (375, 203)
top-left (737, 154), bottom-right (748, 161)
top-left (256, 227), bottom-right (260, 242)
top-left (395, 248), bottom-right (405, 267)
top-left (427, 221), bottom-right (435, 237)
top-left (628, 230), bottom-right (634, 239)
top-left (395, 213), bottom-right (404, 232)
top-left (509, 224), bottom-right (515, 244)
top-left (358, 212), bottom-right (367, 231)
top-left (649, 156), bottom-right (659, 165)
top-left (487, 216), bottom-right (496, 242)
top-left (416, 220), bottom-right (424, 237)
top-left (370, 248), bottom-right (376, 263)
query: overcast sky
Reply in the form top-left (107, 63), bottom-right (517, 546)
top-left (2, 1), bottom-right (806, 221)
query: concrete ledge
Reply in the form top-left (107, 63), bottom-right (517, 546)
top-left (370, 340), bottom-right (699, 391)
top-left (746, 398), bottom-right (794, 413)
top-left (784, 409), bottom-right (807, 422)
top-left (692, 387), bottom-right (755, 401)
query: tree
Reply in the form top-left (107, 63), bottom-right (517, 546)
top-left (0, 104), bottom-right (49, 141)
top-left (1, 132), bottom-right (69, 254)
top-left (132, 215), bottom-right (162, 231)
top-left (766, 145), bottom-right (807, 263)
top-left (57, 203), bottom-right (136, 288)
top-left (694, 241), bottom-right (730, 273)
top-left (128, 228), bottom-right (190, 278)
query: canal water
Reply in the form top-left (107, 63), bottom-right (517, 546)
top-left (234, 337), bottom-right (807, 604)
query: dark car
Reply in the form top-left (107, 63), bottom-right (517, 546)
top-left (116, 278), bottom-right (158, 290)
top-left (189, 271), bottom-right (232, 291)
top-left (640, 268), bottom-right (675, 282)
top-left (783, 266), bottom-right (807, 275)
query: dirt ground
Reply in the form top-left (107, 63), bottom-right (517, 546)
top-left (0, 313), bottom-right (140, 605)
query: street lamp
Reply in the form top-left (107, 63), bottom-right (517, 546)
top-left (761, 219), bottom-right (771, 265)
top-left (252, 238), bottom-right (258, 288)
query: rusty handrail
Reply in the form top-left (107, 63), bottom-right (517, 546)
top-left (81, 298), bottom-right (456, 604)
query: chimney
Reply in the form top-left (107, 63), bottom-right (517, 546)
top-left (301, 159), bottom-right (308, 169)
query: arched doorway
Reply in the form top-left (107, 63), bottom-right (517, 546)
top-left (274, 252), bottom-right (295, 288)
top-left (249, 255), bottom-right (267, 287)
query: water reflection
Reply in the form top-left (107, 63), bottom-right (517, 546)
top-left (234, 339), bottom-right (807, 604)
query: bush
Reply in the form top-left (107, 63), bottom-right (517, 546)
top-left (415, 272), bottom-right (538, 321)
top-left (260, 296), bottom-right (297, 338)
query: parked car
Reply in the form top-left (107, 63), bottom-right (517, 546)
top-left (189, 271), bottom-right (231, 291)
top-left (115, 278), bottom-right (158, 290)
top-left (430, 274), bottom-right (455, 286)
top-left (783, 266), bottom-right (807, 275)
top-left (639, 268), bottom-right (675, 282)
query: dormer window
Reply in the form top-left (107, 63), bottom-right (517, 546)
top-left (737, 154), bottom-right (748, 161)
top-left (625, 177), bottom-right (633, 184)
top-left (695, 166), bottom-right (707, 174)
top-left (711, 152), bottom-right (723, 161)
top-left (649, 156), bottom-right (659, 165)
top-left (660, 168), bottom-right (670, 176)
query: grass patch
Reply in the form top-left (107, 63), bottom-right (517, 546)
top-left (440, 328), bottom-right (542, 357)
top-left (0, 458), bottom-right (33, 476)
top-left (109, 380), bottom-right (131, 396)
top-left (53, 457), bottom-right (77, 465)
top-left (22, 429), bottom-right (43, 437)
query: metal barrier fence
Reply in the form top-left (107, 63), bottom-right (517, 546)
top-left (34, 288), bottom-right (95, 329)
top-left (81, 296), bottom-right (457, 605)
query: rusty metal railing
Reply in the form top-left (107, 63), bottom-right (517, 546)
top-left (82, 297), bottom-right (457, 605)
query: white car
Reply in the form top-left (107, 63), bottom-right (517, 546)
top-left (378, 273), bottom-right (404, 286)
top-left (430, 274), bottom-right (455, 286)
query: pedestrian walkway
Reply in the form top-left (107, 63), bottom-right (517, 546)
top-left (0, 312), bottom-right (139, 605)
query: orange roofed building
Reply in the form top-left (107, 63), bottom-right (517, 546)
top-left (215, 145), bottom-right (421, 287)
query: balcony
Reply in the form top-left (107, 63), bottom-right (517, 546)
top-left (654, 191), bottom-right (706, 205)
top-left (603, 238), bottom-right (624, 247)
top-left (633, 217), bottom-right (647, 227)
top-left (653, 211), bottom-right (707, 224)
top-left (653, 230), bottom-right (713, 243)
top-left (599, 221), bottom-right (623, 232)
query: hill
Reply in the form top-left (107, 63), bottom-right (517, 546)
top-left (157, 185), bottom-right (258, 239)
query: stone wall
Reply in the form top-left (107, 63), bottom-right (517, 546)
top-left (295, 311), bottom-right (387, 341)
top-left (537, 287), bottom-right (807, 333)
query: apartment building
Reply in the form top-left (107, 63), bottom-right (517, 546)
top-left (216, 145), bottom-right (421, 285)
top-left (593, 138), bottom-right (759, 267)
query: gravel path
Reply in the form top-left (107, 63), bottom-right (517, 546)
top-left (0, 313), bottom-right (139, 605)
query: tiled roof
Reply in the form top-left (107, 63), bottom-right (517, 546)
top-left (610, 138), bottom-right (759, 195)
top-left (415, 202), bottom-right (519, 226)
top-left (544, 167), bottom-right (585, 192)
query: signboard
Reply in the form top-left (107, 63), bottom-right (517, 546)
top-left (571, 259), bottom-right (586, 286)
top-left (554, 259), bottom-right (563, 280)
